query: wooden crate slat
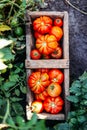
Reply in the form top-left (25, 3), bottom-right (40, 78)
top-left (26, 109), bottom-right (65, 120)
top-left (25, 59), bottom-right (69, 69)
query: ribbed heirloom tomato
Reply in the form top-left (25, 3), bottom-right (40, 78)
top-left (47, 82), bottom-right (62, 97)
top-left (43, 96), bottom-right (64, 114)
top-left (36, 34), bottom-right (58, 55)
top-left (28, 72), bottom-right (50, 94)
top-left (35, 89), bottom-right (48, 101)
top-left (48, 69), bottom-right (64, 84)
top-left (33, 16), bottom-right (53, 34)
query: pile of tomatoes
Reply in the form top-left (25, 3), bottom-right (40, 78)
top-left (28, 68), bottom-right (64, 114)
top-left (30, 16), bottom-right (63, 60)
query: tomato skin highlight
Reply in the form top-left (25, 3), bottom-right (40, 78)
top-left (31, 101), bottom-right (43, 113)
top-left (48, 69), bottom-right (64, 84)
top-left (30, 49), bottom-right (41, 59)
top-left (47, 82), bottom-right (62, 97)
top-left (54, 18), bottom-right (63, 27)
top-left (43, 96), bottom-right (64, 114)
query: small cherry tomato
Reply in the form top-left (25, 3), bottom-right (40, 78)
top-left (54, 18), bottom-right (63, 27)
top-left (30, 49), bottom-right (41, 60)
top-left (31, 101), bottom-right (43, 113)
top-left (51, 46), bottom-right (62, 59)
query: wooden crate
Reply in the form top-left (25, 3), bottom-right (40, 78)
top-left (25, 11), bottom-right (70, 120)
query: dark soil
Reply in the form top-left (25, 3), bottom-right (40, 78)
top-left (40, 0), bottom-right (87, 81)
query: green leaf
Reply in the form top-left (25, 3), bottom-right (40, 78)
top-left (9, 74), bottom-right (19, 82)
top-left (55, 123), bottom-right (69, 130)
top-left (12, 103), bottom-right (24, 116)
top-left (0, 47), bottom-right (14, 62)
top-left (84, 94), bottom-right (87, 99)
top-left (79, 71), bottom-right (87, 82)
top-left (2, 81), bottom-right (16, 91)
top-left (16, 116), bottom-right (25, 126)
top-left (34, 120), bottom-right (46, 130)
top-left (11, 97), bottom-right (22, 102)
top-left (70, 80), bottom-right (81, 94)
top-left (20, 86), bottom-right (27, 94)
top-left (67, 95), bottom-right (79, 103)
top-left (15, 89), bottom-right (20, 96)
top-left (77, 116), bottom-right (86, 123)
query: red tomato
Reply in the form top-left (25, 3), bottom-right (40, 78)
top-left (48, 69), bottom-right (64, 84)
top-left (54, 18), bottom-right (63, 27)
top-left (35, 89), bottom-right (48, 101)
top-left (36, 34), bottom-right (58, 55)
top-left (50, 26), bottom-right (63, 41)
top-left (47, 82), bottom-right (62, 97)
top-left (42, 54), bottom-right (50, 59)
top-left (51, 46), bottom-right (62, 59)
top-left (36, 68), bottom-right (49, 73)
top-left (43, 96), bottom-right (64, 114)
top-left (28, 72), bottom-right (50, 94)
top-left (34, 31), bottom-right (42, 39)
top-left (31, 100), bottom-right (43, 113)
top-left (33, 16), bottom-right (53, 34)
top-left (30, 49), bottom-right (41, 59)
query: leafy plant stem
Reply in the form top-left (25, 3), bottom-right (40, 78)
top-left (2, 99), bottom-right (10, 123)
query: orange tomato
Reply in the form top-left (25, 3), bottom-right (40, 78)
top-left (28, 72), bottom-right (50, 94)
top-left (47, 82), bottom-right (62, 97)
top-left (35, 89), bottom-right (48, 101)
top-left (33, 16), bottom-right (53, 34)
top-left (50, 26), bottom-right (63, 41)
top-left (36, 34), bottom-right (58, 55)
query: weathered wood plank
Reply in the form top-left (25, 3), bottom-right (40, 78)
top-left (25, 59), bottom-right (69, 69)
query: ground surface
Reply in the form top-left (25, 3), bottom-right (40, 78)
top-left (40, 0), bottom-right (87, 80)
